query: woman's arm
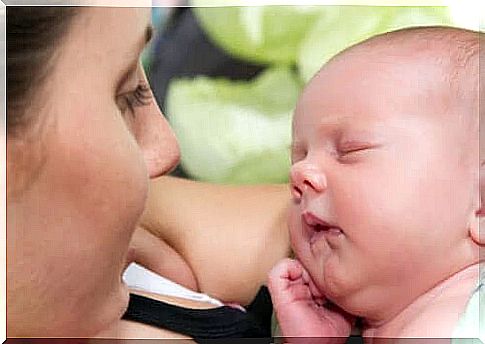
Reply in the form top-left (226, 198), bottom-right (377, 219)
top-left (140, 176), bottom-right (291, 305)
top-left (127, 226), bottom-right (199, 291)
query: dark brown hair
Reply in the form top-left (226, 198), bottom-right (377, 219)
top-left (7, 6), bottom-right (79, 135)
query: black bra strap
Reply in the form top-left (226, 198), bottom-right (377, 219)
top-left (122, 293), bottom-right (268, 340)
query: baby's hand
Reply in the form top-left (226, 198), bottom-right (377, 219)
top-left (268, 259), bottom-right (354, 344)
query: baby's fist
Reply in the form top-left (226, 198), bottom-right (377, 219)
top-left (268, 259), bottom-right (353, 342)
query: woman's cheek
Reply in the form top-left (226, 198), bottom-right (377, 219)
top-left (114, 143), bottom-right (149, 242)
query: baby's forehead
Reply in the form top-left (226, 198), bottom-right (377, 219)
top-left (296, 27), bottom-right (479, 135)
top-left (295, 55), bottom-right (447, 130)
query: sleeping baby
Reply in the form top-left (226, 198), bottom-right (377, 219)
top-left (268, 26), bottom-right (483, 342)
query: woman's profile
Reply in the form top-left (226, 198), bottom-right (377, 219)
top-left (6, 5), bottom-right (289, 340)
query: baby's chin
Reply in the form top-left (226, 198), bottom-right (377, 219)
top-left (291, 224), bottom-right (360, 301)
top-left (301, 252), bottom-right (363, 308)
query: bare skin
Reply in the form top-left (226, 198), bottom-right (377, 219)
top-left (7, 6), bottom-right (181, 337)
top-left (7, 6), bottom-right (289, 338)
top-left (138, 176), bottom-right (291, 305)
top-left (95, 289), bottom-right (214, 341)
top-left (269, 259), bottom-right (354, 341)
top-left (269, 27), bottom-right (482, 341)
top-left (93, 178), bottom-right (291, 339)
top-left (127, 225), bottom-right (199, 291)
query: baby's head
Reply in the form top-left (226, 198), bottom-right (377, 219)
top-left (289, 27), bottom-right (481, 322)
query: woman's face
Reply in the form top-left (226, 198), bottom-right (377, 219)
top-left (7, 7), bottom-right (180, 336)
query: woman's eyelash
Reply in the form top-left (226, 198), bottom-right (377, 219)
top-left (132, 84), bottom-right (153, 106)
top-left (118, 83), bottom-right (153, 114)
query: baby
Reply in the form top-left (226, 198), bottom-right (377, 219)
top-left (268, 26), bottom-right (483, 342)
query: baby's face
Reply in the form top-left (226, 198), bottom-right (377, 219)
top-left (289, 52), bottom-right (477, 318)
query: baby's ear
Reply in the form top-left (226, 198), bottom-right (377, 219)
top-left (471, 214), bottom-right (484, 245)
top-left (471, 161), bottom-right (485, 244)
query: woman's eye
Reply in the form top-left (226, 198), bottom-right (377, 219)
top-left (116, 83), bottom-right (153, 116)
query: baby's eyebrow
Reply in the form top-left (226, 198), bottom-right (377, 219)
top-left (315, 119), bottom-right (345, 139)
top-left (316, 116), bottom-right (341, 125)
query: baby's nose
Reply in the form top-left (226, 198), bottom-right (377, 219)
top-left (290, 161), bottom-right (327, 202)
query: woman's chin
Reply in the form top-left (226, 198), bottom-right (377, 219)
top-left (93, 281), bottom-right (131, 338)
top-left (119, 279), bottom-right (131, 314)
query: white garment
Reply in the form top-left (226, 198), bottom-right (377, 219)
top-left (123, 262), bottom-right (224, 307)
top-left (451, 265), bottom-right (484, 344)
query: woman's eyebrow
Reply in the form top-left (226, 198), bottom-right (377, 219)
top-left (133, 25), bottom-right (154, 56)
top-left (116, 25), bottom-right (154, 88)
top-left (136, 24), bottom-right (154, 54)
top-left (145, 25), bottom-right (153, 46)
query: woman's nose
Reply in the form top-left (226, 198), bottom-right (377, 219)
top-left (290, 161), bottom-right (327, 202)
top-left (134, 99), bottom-right (181, 179)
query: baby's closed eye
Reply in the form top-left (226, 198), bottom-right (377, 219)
top-left (336, 140), bottom-right (381, 163)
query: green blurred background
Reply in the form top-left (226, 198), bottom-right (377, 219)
top-left (145, 4), bottom-right (480, 184)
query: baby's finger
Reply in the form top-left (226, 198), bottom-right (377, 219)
top-left (328, 302), bottom-right (356, 328)
top-left (268, 258), bottom-right (302, 283)
top-left (320, 303), bottom-right (355, 336)
top-left (298, 264), bottom-right (325, 301)
top-left (286, 259), bottom-right (305, 282)
top-left (268, 259), bottom-right (295, 297)
top-left (268, 259), bottom-right (308, 305)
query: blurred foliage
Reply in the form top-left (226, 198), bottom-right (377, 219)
top-left (165, 5), bottom-right (467, 184)
top-left (191, 5), bottom-right (323, 65)
top-left (297, 6), bottom-right (452, 82)
top-left (166, 68), bottom-right (299, 184)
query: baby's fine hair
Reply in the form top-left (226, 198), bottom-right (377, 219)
top-left (347, 27), bottom-right (479, 104)
top-left (329, 26), bottom-right (482, 138)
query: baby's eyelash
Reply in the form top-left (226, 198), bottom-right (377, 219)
top-left (117, 83), bottom-right (153, 115)
top-left (339, 146), bottom-right (371, 155)
top-left (337, 140), bottom-right (374, 154)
